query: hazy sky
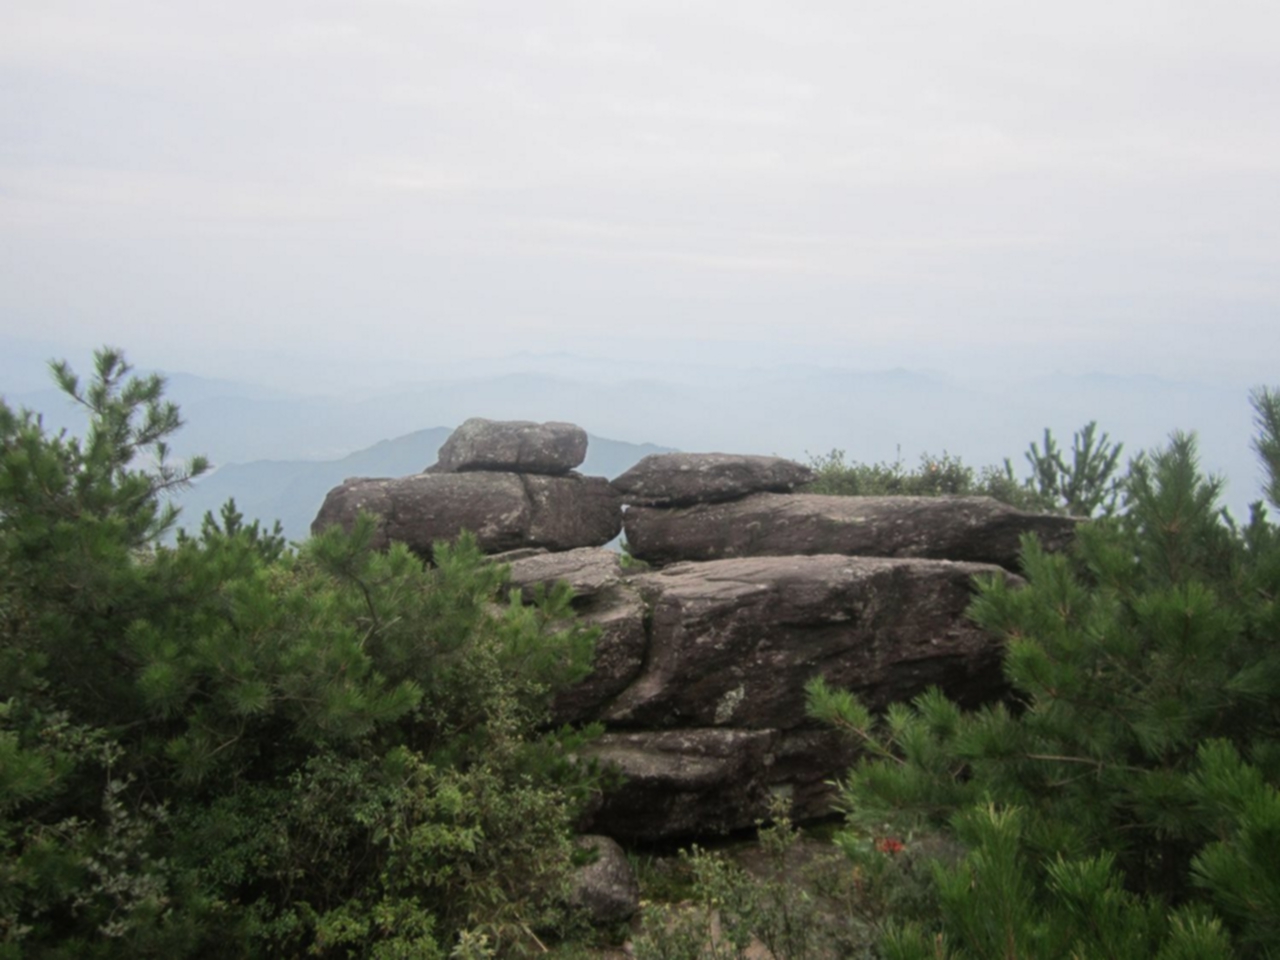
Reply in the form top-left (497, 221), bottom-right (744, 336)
top-left (2, 1), bottom-right (1278, 387)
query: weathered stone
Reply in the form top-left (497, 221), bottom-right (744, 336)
top-left (429, 417), bottom-right (588, 475)
top-left (582, 729), bottom-right (780, 842)
top-left (503, 547), bottom-right (626, 602)
top-left (493, 548), bottom-right (647, 725)
top-left (569, 835), bottom-right (640, 925)
top-left (770, 728), bottom-right (862, 822)
top-left (311, 472), bottom-right (621, 556)
top-left (623, 493), bottom-right (1077, 570)
top-left (550, 584), bottom-right (648, 725)
top-left (524, 475), bottom-right (625, 554)
top-left (611, 453), bottom-right (815, 507)
top-left (603, 555), bottom-right (1015, 730)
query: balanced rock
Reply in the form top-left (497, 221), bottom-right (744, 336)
top-left (430, 417), bottom-right (587, 475)
top-left (623, 493), bottom-right (1077, 570)
top-left (611, 453), bottom-right (815, 507)
top-left (605, 555), bottom-right (1014, 730)
top-left (311, 472), bottom-right (621, 557)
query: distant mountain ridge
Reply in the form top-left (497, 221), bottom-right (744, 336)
top-left (173, 427), bottom-right (673, 543)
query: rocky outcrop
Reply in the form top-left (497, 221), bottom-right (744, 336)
top-left (430, 417), bottom-right (588, 475)
top-left (622, 494), bottom-right (1078, 571)
top-left (312, 422), bottom-right (1078, 843)
top-left (312, 472), bottom-right (622, 557)
top-left (605, 556), bottom-right (1015, 730)
top-left (611, 453), bottom-right (815, 506)
top-left (530, 552), bottom-right (1014, 839)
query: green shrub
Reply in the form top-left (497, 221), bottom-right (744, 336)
top-left (808, 390), bottom-right (1280, 958)
top-left (1, 350), bottom-right (605, 957)
top-left (806, 420), bottom-right (1123, 517)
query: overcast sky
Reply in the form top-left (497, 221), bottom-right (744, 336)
top-left (2, 0), bottom-right (1278, 388)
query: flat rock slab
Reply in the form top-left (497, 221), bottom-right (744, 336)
top-left (604, 555), bottom-right (1015, 730)
top-left (582, 729), bottom-right (780, 842)
top-left (430, 417), bottom-right (587, 475)
top-left (623, 493), bottom-right (1077, 570)
top-left (312, 472), bottom-right (622, 557)
top-left (611, 453), bottom-right (815, 507)
top-left (503, 546), bottom-right (627, 603)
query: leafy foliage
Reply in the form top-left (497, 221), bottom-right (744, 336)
top-left (809, 389), bottom-right (1280, 958)
top-left (807, 420), bottom-right (1124, 518)
top-left (0, 350), bottom-right (605, 957)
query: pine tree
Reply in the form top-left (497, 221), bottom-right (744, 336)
top-left (809, 389), bottom-right (1280, 958)
top-left (1, 350), bottom-right (605, 957)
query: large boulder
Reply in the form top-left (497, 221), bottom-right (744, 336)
top-left (604, 555), bottom-right (1014, 730)
top-left (429, 418), bottom-right (588, 475)
top-left (581, 729), bottom-right (781, 842)
top-left (611, 453), bottom-right (815, 507)
top-left (311, 472), bottom-right (622, 556)
top-left (573, 555), bottom-right (1017, 841)
top-left (622, 494), bottom-right (1077, 570)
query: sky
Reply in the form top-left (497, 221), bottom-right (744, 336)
top-left (1, 0), bottom-right (1278, 390)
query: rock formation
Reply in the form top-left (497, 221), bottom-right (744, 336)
top-left (611, 452), bottom-right (815, 506)
top-left (430, 417), bottom-right (588, 475)
top-left (311, 421), bottom-right (622, 557)
top-left (313, 426), bottom-right (1078, 843)
top-left (622, 493), bottom-right (1077, 571)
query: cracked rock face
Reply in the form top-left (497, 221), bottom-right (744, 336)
top-left (428, 417), bottom-right (588, 475)
top-left (623, 493), bottom-right (1078, 571)
top-left (606, 555), bottom-right (1015, 730)
top-left (310, 472), bottom-right (622, 557)
top-left (508, 551), bottom-right (1017, 841)
top-left (611, 453), bottom-right (816, 507)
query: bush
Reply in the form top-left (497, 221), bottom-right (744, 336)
top-left (806, 420), bottom-right (1123, 517)
top-left (808, 390), bottom-right (1280, 958)
top-left (1, 350), bottom-right (605, 957)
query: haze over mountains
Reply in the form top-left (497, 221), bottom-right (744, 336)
top-left (2, 338), bottom-right (1267, 535)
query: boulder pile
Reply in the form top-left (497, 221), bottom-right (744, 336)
top-left (312, 418), bottom-right (622, 557)
top-left (313, 419), bottom-right (1080, 843)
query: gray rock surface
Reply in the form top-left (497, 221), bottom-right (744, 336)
top-left (550, 585), bottom-right (648, 725)
top-left (311, 471), bottom-right (621, 556)
top-left (569, 835), bottom-right (641, 925)
top-left (611, 453), bottom-right (815, 507)
top-left (503, 546), bottom-right (628, 602)
top-left (499, 548), bottom-right (648, 724)
top-left (582, 729), bottom-right (781, 842)
top-left (623, 493), bottom-right (1077, 570)
top-left (604, 555), bottom-right (1014, 730)
top-left (429, 417), bottom-right (588, 475)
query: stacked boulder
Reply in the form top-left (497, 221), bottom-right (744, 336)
top-left (311, 418), bottom-right (622, 557)
top-left (313, 423), bottom-right (1080, 844)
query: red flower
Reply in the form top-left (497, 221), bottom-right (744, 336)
top-left (875, 836), bottom-right (905, 855)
